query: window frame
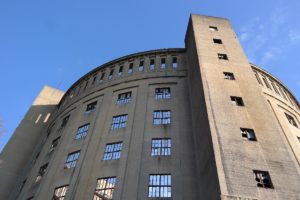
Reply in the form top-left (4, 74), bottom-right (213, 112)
top-left (53, 185), bottom-right (68, 200)
top-left (103, 142), bottom-right (123, 160)
top-left (253, 170), bottom-right (273, 189)
top-left (94, 177), bottom-right (116, 200)
top-left (111, 114), bottom-right (128, 130)
top-left (153, 110), bottom-right (171, 125)
top-left (64, 151), bottom-right (80, 169)
top-left (75, 123), bottom-right (90, 140)
top-left (155, 87), bottom-right (171, 100)
top-left (148, 174), bottom-right (171, 198)
top-left (116, 92), bottom-right (132, 105)
top-left (241, 128), bottom-right (257, 141)
top-left (151, 138), bottom-right (171, 156)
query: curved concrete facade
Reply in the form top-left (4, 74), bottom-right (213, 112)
top-left (1, 14), bottom-right (300, 200)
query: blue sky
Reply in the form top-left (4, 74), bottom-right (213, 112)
top-left (0, 0), bottom-right (300, 151)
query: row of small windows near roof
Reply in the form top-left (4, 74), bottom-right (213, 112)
top-left (63, 56), bottom-right (179, 103)
top-left (253, 69), bottom-right (299, 109)
top-left (31, 168), bottom-right (275, 200)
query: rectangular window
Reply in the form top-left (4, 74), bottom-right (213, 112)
top-left (153, 110), bottom-right (171, 125)
top-left (94, 177), bottom-right (116, 200)
top-left (230, 96), bottom-right (244, 106)
top-left (49, 137), bottom-right (61, 152)
top-left (118, 65), bottom-right (123, 76)
top-left (241, 128), bottom-right (257, 141)
top-left (100, 72), bottom-right (105, 82)
top-left (139, 60), bottom-right (144, 72)
top-left (83, 81), bottom-right (88, 91)
top-left (128, 63), bottom-right (133, 74)
top-left (53, 185), bottom-right (68, 200)
top-left (150, 59), bottom-right (155, 70)
top-left (35, 163), bottom-right (48, 183)
top-left (92, 76), bottom-right (97, 85)
top-left (160, 58), bottom-right (166, 69)
top-left (103, 142), bottom-right (123, 160)
top-left (75, 124), bottom-right (90, 140)
top-left (85, 101), bottom-right (97, 113)
top-left (209, 26), bottom-right (218, 31)
top-left (223, 72), bottom-right (235, 80)
top-left (277, 85), bottom-right (287, 100)
top-left (108, 69), bottom-right (114, 80)
top-left (213, 38), bottom-right (222, 44)
top-left (172, 57), bottom-right (177, 69)
top-left (151, 139), bottom-right (171, 156)
top-left (148, 174), bottom-right (171, 198)
top-left (270, 81), bottom-right (279, 94)
top-left (64, 151), bottom-right (80, 169)
top-left (218, 53), bottom-right (228, 60)
top-left (262, 76), bottom-right (271, 89)
top-left (111, 114), bottom-right (128, 129)
top-left (117, 92), bottom-right (132, 105)
top-left (285, 113), bottom-right (298, 128)
top-left (254, 71), bottom-right (263, 85)
top-left (60, 115), bottom-right (70, 130)
top-left (155, 88), bottom-right (171, 100)
top-left (253, 170), bottom-right (273, 188)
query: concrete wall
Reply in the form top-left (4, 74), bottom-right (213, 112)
top-left (0, 85), bottom-right (64, 200)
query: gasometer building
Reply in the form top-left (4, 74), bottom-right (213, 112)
top-left (1, 14), bottom-right (300, 200)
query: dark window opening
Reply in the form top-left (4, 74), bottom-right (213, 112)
top-left (92, 76), bottom-right (97, 85)
top-left (241, 128), bottom-right (257, 141)
top-left (218, 53), bottom-right (228, 60)
top-left (253, 170), bottom-right (273, 188)
top-left (285, 113), bottom-right (298, 128)
top-left (139, 60), bottom-right (144, 72)
top-left (223, 72), bottom-right (235, 80)
top-left (161, 58), bottom-right (166, 68)
top-left (108, 69), bottom-right (114, 80)
top-left (209, 26), bottom-right (218, 31)
top-left (85, 101), bottom-right (97, 113)
top-left (172, 57), bottom-right (177, 68)
top-left (213, 38), bottom-right (222, 44)
top-left (118, 66), bottom-right (123, 76)
top-left (100, 72), bottom-right (105, 82)
top-left (230, 96), bottom-right (244, 106)
top-left (49, 137), bottom-right (61, 152)
top-left (128, 63), bottom-right (133, 74)
top-left (155, 88), bottom-right (171, 100)
top-left (35, 163), bottom-right (48, 183)
top-left (150, 59), bottom-right (155, 70)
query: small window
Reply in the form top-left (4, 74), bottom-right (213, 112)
top-left (270, 81), bottom-right (279, 94)
top-left (230, 96), bottom-right (244, 106)
top-left (108, 69), bottom-right (114, 80)
top-left (85, 101), bottom-right (97, 113)
top-left (285, 113), bottom-right (298, 128)
top-left (262, 76), bottom-right (271, 89)
top-left (118, 66), bottom-right (123, 76)
top-left (155, 88), bottom-right (171, 100)
top-left (218, 53), bottom-right (228, 60)
top-left (213, 38), bottom-right (222, 44)
top-left (223, 72), bottom-right (235, 80)
top-left (94, 177), bottom-right (116, 200)
top-left (103, 142), bottom-right (123, 160)
top-left (139, 60), bottom-right (144, 72)
top-left (151, 139), bottom-right (171, 156)
top-left (75, 124), bottom-right (90, 140)
top-left (49, 137), bottom-right (61, 152)
top-left (35, 163), bottom-right (48, 183)
top-left (60, 115), bottom-right (70, 130)
top-left (241, 128), bottom-right (256, 141)
top-left (117, 92), bottom-right (132, 105)
top-left (150, 59), bottom-right (155, 70)
top-left (277, 85), bottom-right (287, 100)
top-left (253, 170), bottom-right (273, 188)
top-left (128, 63), bottom-right (133, 74)
top-left (83, 81), bottom-right (88, 91)
top-left (64, 151), bottom-right (80, 169)
top-left (92, 76), bottom-right (97, 85)
top-left (153, 110), bottom-right (171, 125)
top-left (172, 57), bottom-right (177, 69)
top-left (148, 174), bottom-right (171, 198)
top-left (160, 58), bottom-right (166, 69)
top-left (53, 185), bottom-right (68, 200)
top-left (111, 114), bottom-right (128, 129)
top-left (209, 26), bottom-right (218, 31)
top-left (100, 72), bottom-right (105, 82)
top-left (254, 71), bottom-right (263, 85)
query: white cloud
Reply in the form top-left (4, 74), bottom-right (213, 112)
top-left (289, 30), bottom-right (300, 44)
